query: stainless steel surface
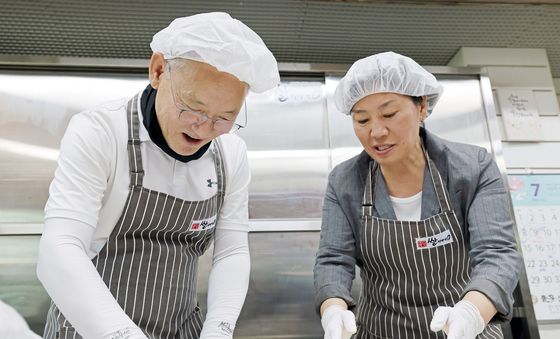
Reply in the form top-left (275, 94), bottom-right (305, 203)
top-left (324, 75), bottom-right (362, 167)
top-left (0, 66), bottom-right (492, 224)
top-left (425, 74), bottom-right (492, 151)
top-left (197, 232), bottom-right (362, 339)
top-left (248, 220), bottom-right (321, 232)
top-left (0, 71), bottom-right (332, 223)
top-left (0, 65), bottom-right (530, 338)
top-left (0, 71), bottom-right (146, 223)
top-left (238, 81), bottom-right (330, 220)
top-left (0, 233), bottom-right (355, 338)
top-left (0, 235), bottom-right (47, 336)
top-left (0, 224), bottom-right (43, 235)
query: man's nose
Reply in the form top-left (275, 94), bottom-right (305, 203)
top-left (192, 118), bottom-right (215, 136)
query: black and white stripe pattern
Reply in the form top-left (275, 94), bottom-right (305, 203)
top-left (44, 94), bottom-right (226, 339)
top-left (355, 152), bottom-right (503, 339)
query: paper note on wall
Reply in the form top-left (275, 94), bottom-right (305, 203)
top-left (496, 88), bottom-right (543, 141)
top-left (509, 174), bottom-right (560, 321)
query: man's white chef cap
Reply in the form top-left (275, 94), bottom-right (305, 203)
top-left (334, 52), bottom-right (444, 115)
top-left (150, 12), bottom-right (280, 93)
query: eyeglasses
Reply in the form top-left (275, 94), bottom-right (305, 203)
top-left (167, 63), bottom-right (247, 133)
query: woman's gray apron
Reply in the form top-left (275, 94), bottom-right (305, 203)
top-left (44, 94), bottom-right (226, 339)
top-left (355, 151), bottom-right (503, 339)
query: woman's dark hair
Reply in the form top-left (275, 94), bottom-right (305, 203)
top-left (410, 96), bottom-right (423, 106)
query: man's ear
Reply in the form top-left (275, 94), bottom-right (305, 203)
top-left (148, 53), bottom-right (166, 89)
top-left (420, 95), bottom-right (428, 121)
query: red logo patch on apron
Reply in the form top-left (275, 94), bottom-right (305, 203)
top-left (189, 215), bottom-right (217, 231)
top-left (417, 240), bottom-right (428, 248)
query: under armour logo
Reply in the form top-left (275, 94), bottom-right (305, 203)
top-left (207, 179), bottom-right (218, 187)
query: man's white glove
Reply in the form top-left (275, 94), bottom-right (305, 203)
top-left (0, 301), bottom-right (42, 339)
top-left (321, 305), bottom-right (357, 339)
top-left (430, 300), bottom-right (485, 339)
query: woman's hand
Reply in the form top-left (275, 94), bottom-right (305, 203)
top-left (430, 299), bottom-right (485, 339)
top-left (320, 298), bottom-right (356, 339)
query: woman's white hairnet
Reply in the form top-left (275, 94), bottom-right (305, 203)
top-left (150, 12), bottom-right (280, 93)
top-left (334, 52), bottom-right (444, 115)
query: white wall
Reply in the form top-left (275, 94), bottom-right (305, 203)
top-left (539, 324), bottom-right (560, 339)
top-left (450, 48), bottom-right (560, 170)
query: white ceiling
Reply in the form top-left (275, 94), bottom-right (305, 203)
top-left (1, 0), bottom-right (559, 76)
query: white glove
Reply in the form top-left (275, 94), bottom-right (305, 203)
top-left (0, 301), bottom-right (42, 339)
top-left (321, 305), bottom-right (357, 339)
top-left (430, 300), bottom-right (485, 339)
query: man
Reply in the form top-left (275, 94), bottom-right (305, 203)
top-left (37, 12), bottom-right (279, 339)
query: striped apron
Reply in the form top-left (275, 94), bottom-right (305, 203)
top-left (44, 94), bottom-right (226, 339)
top-left (355, 152), bottom-right (503, 339)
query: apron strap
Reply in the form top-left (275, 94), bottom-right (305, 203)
top-left (126, 93), bottom-right (144, 187)
top-left (212, 138), bottom-right (226, 198)
top-left (362, 160), bottom-right (375, 216)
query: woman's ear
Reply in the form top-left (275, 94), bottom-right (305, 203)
top-left (148, 53), bottom-right (166, 89)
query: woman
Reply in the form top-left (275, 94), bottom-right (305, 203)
top-left (314, 52), bottom-right (520, 339)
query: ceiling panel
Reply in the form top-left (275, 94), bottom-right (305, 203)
top-left (0, 0), bottom-right (559, 76)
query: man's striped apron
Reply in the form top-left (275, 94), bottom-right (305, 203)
top-left (44, 94), bottom-right (225, 339)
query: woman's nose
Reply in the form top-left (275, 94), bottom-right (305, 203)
top-left (370, 124), bottom-right (388, 138)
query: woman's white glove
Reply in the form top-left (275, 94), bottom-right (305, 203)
top-left (430, 300), bottom-right (485, 339)
top-left (321, 305), bottom-right (357, 339)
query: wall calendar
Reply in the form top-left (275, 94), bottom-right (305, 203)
top-left (509, 174), bottom-right (560, 321)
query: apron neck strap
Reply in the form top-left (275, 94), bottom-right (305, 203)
top-left (362, 141), bottom-right (452, 217)
top-left (211, 138), bottom-right (227, 196)
top-left (126, 94), bottom-right (144, 187)
top-left (362, 160), bottom-right (376, 216)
